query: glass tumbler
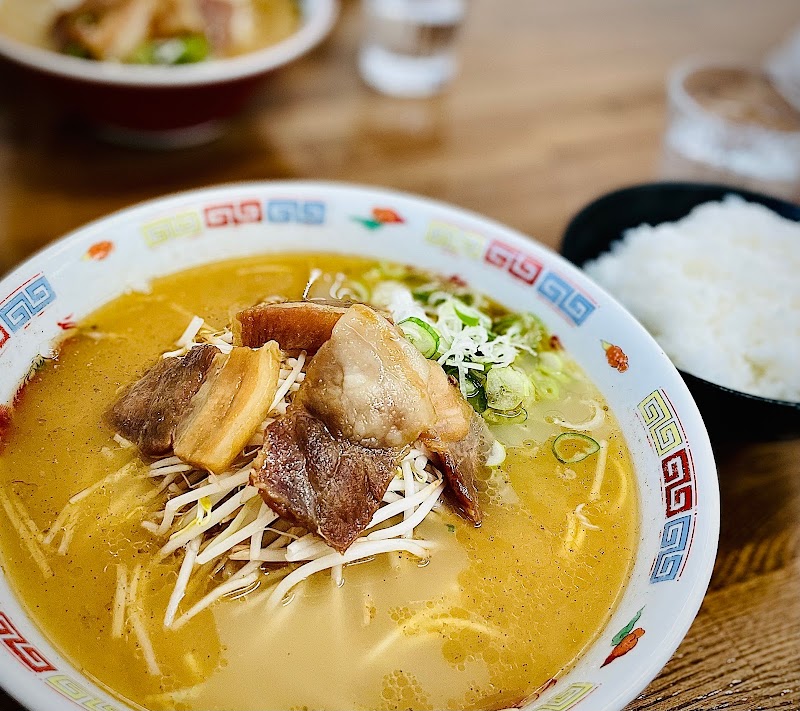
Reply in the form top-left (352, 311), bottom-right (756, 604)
top-left (358, 0), bottom-right (467, 98)
top-left (661, 59), bottom-right (800, 202)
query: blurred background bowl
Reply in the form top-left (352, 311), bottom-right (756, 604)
top-left (0, 0), bottom-right (338, 147)
top-left (560, 181), bottom-right (800, 442)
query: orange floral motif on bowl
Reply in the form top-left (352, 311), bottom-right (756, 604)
top-left (352, 207), bottom-right (405, 230)
top-left (601, 340), bottom-right (628, 372)
top-left (602, 608), bottom-right (645, 667)
top-left (85, 241), bottom-right (114, 261)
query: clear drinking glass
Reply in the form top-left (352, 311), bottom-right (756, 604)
top-left (358, 0), bottom-right (467, 98)
top-left (766, 27), bottom-right (800, 115)
top-left (661, 59), bottom-right (800, 201)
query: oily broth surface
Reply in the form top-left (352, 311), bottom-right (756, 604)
top-left (0, 255), bottom-right (638, 711)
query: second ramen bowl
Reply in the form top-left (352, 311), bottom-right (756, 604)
top-left (0, 0), bottom-right (338, 146)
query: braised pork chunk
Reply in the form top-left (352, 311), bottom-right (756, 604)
top-left (107, 344), bottom-right (217, 456)
top-left (297, 304), bottom-right (437, 449)
top-left (234, 300), bottom-right (349, 354)
top-left (252, 408), bottom-right (402, 554)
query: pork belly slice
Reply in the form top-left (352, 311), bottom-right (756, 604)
top-left (174, 342), bottom-right (281, 473)
top-left (251, 408), bottom-right (402, 554)
top-left (423, 414), bottom-right (491, 526)
top-left (198, 0), bottom-right (234, 53)
top-left (425, 359), bottom-right (472, 442)
top-left (107, 344), bottom-right (217, 457)
top-left (234, 300), bottom-right (349, 354)
top-left (54, 0), bottom-right (160, 61)
top-left (422, 361), bottom-right (486, 525)
top-left (298, 303), bottom-right (437, 448)
top-left (153, 0), bottom-right (206, 37)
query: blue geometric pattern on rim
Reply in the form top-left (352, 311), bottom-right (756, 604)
top-left (536, 272), bottom-right (596, 326)
top-left (0, 275), bottom-right (56, 333)
top-left (650, 514), bottom-right (693, 583)
top-left (266, 200), bottom-right (326, 225)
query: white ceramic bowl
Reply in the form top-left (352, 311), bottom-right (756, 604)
top-left (0, 181), bottom-right (719, 711)
top-left (0, 0), bottom-right (338, 143)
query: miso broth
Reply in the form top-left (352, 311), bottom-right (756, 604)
top-left (0, 255), bottom-right (638, 711)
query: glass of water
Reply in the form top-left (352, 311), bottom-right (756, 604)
top-left (661, 58), bottom-right (800, 201)
top-left (358, 0), bottom-right (467, 98)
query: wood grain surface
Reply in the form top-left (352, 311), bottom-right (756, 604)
top-left (0, 1), bottom-right (799, 709)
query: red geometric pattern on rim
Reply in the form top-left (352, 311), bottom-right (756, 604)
top-left (662, 447), bottom-right (695, 517)
top-left (0, 611), bottom-right (56, 673)
top-left (0, 323), bottom-right (8, 349)
top-left (204, 199), bottom-right (263, 228)
top-left (483, 239), bottom-right (543, 285)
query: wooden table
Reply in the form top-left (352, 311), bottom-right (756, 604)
top-left (1, 1), bottom-right (799, 709)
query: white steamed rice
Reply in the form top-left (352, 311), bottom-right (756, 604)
top-left (583, 195), bottom-right (800, 402)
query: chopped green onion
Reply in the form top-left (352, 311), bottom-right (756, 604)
top-left (552, 432), bottom-right (600, 464)
top-left (129, 40), bottom-right (158, 64)
top-left (411, 288), bottom-right (435, 302)
top-left (176, 34), bottom-right (210, 64)
top-left (373, 277), bottom-right (572, 416)
top-left (130, 34), bottom-right (210, 65)
top-left (484, 405), bottom-right (528, 425)
top-left (463, 376), bottom-right (479, 397)
top-left (466, 374), bottom-right (488, 413)
top-left (63, 41), bottom-right (91, 58)
top-left (538, 351), bottom-right (563, 374)
top-left (493, 312), bottom-right (546, 352)
top-left (485, 366), bottom-right (531, 411)
top-left (453, 300), bottom-right (486, 327)
top-left (399, 317), bottom-right (440, 358)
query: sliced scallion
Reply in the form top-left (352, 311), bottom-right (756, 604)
top-left (176, 34), bottom-right (210, 64)
top-left (493, 312), bottom-right (546, 351)
top-left (463, 375), bottom-right (479, 398)
top-left (130, 34), bottom-right (210, 65)
top-left (552, 432), bottom-right (600, 464)
top-left (485, 366), bottom-right (531, 411)
top-left (538, 351), bottom-right (563, 375)
top-left (465, 374), bottom-right (488, 413)
top-left (453, 300), bottom-right (487, 327)
top-left (483, 405), bottom-right (528, 425)
top-left (399, 317), bottom-right (440, 358)
top-left (63, 41), bottom-right (91, 58)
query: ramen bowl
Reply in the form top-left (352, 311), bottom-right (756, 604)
top-left (0, 0), bottom-right (338, 146)
top-left (560, 181), bottom-right (800, 442)
top-left (0, 181), bottom-right (719, 711)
